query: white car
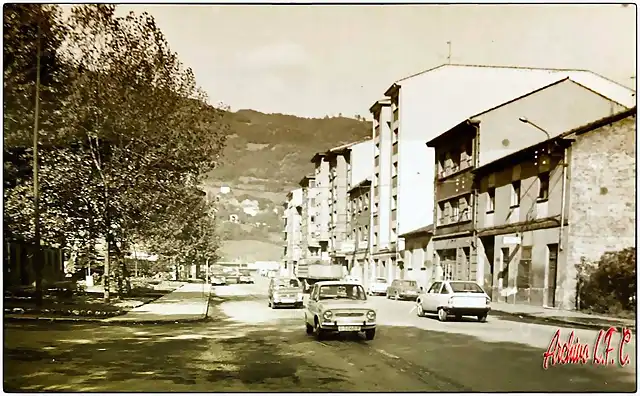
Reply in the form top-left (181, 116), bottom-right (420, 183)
top-left (415, 280), bottom-right (491, 322)
top-left (304, 281), bottom-right (377, 340)
top-left (367, 277), bottom-right (389, 296)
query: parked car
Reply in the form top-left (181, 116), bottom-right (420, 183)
top-left (386, 279), bottom-right (421, 300)
top-left (268, 277), bottom-right (304, 309)
top-left (210, 273), bottom-right (227, 286)
top-left (367, 277), bottom-right (389, 296)
top-left (238, 270), bottom-right (254, 284)
top-left (267, 270), bottom-right (277, 278)
top-left (304, 281), bottom-right (377, 340)
top-left (415, 280), bottom-right (490, 322)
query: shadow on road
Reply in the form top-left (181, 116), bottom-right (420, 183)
top-left (4, 291), bottom-right (637, 392)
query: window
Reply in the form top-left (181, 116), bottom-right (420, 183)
top-left (438, 153), bottom-right (446, 176)
top-left (438, 202), bottom-right (446, 225)
top-left (310, 215), bottom-right (316, 223)
top-left (363, 225), bottom-right (369, 241)
top-left (309, 180), bottom-right (315, 188)
top-left (310, 197), bottom-right (316, 206)
top-left (460, 195), bottom-right (471, 221)
top-left (451, 199), bottom-right (459, 221)
top-left (538, 173), bottom-right (550, 201)
top-left (511, 181), bottom-right (521, 207)
top-left (427, 282), bottom-right (442, 293)
top-left (487, 188), bottom-right (496, 213)
top-left (518, 246), bottom-right (532, 289)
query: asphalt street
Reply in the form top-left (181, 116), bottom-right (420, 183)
top-left (4, 276), bottom-right (637, 392)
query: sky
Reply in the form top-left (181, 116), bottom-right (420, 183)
top-left (113, 3), bottom-right (637, 119)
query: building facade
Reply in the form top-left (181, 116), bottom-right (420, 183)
top-left (282, 188), bottom-right (303, 277)
top-left (299, 175), bottom-right (328, 264)
top-left (325, 143), bottom-right (353, 268)
top-left (369, 99), bottom-right (399, 283)
top-left (310, 153), bottom-right (331, 250)
top-left (398, 225), bottom-right (434, 290)
top-left (345, 179), bottom-right (371, 282)
top-left (475, 108), bottom-right (635, 310)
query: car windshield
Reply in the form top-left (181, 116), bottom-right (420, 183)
top-left (319, 284), bottom-right (367, 301)
top-left (276, 279), bottom-right (300, 288)
top-left (450, 282), bottom-right (484, 293)
top-left (375, 278), bottom-right (387, 283)
top-left (401, 281), bottom-right (417, 287)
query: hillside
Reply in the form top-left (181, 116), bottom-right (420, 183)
top-left (204, 110), bottom-right (371, 261)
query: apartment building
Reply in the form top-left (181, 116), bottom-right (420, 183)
top-left (298, 175), bottom-right (328, 264)
top-left (345, 179), bottom-right (371, 282)
top-left (369, 98), bottom-right (397, 282)
top-left (282, 188), bottom-right (303, 277)
top-left (321, 140), bottom-right (374, 268)
top-left (310, 152), bottom-right (331, 251)
top-left (425, 75), bottom-right (634, 309)
top-left (372, 63), bottom-right (635, 287)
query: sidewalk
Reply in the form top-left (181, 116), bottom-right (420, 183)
top-left (104, 282), bottom-right (211, 324)
top-left (491, 301), bottom-right (636, 331)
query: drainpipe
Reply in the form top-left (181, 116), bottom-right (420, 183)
top-left (559, 147), bottom-right (568, 251)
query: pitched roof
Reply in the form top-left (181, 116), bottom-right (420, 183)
top-left (387, 64), bottom-right (635, 147)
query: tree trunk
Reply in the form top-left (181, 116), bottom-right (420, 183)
top-left (104, 238), bottom-right (110, 302)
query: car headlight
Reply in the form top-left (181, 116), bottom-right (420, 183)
top-left (366, 310), bottom-right (376, 320)
top-left (485, 297), bottom-right (491, 305)
top-left (323, 311), bottom-right (333, 320)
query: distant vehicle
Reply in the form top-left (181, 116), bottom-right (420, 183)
top-left (367, 277), bottom-right (389, 296)
top-left (415, 280), bottom-right (490, 322)
top-left (238, 270), bottom-right (254, 284)
top-left (210, 273), bottom-right (227, 286)
top-left (267, 270), bottom-right (277, 278)
top-left (386, 279), bottom-right (421, 301)
top-left (268, 277), bottom-right (304, 309)
top-left (296, 259), bottom-right (343, 293)
top-left (304, 281), bottom-right (377, 341)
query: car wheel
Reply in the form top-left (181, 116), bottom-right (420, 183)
top-left (268, 300), bottom-right (271, 307)
top-left (437, 308), bottom-right (448, 322)
top-left (394, 291), bottom-right (400, 300)
top-left (314, 318), bottom-right (325, 340)
top-left (365, 329), bottom-right (376, 340)
top-left (477, 314), bottom-right (488, 323)
top-left (416, 302), bottom-right (424, 317)
top-left (306, 320), bottom-right (314, 335)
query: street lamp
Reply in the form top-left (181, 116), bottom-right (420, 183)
top-left (518, 117), bottom-right (551, 140)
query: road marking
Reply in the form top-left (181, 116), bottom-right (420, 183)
top-left (376, 349), bottom-right (399, 359)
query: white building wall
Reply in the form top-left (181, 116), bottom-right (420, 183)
top-left (350, 139), bottom-right (373, 188)
top-left (378, 106), bottom-right (393, 249)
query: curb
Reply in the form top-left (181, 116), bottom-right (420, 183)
top-left (4, 313), bottom-right (211, 325)
top-left (493, 310), bottom-right (636, 331)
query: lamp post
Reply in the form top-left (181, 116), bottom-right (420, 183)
top-left (518, 117), bottom-right (551, 140)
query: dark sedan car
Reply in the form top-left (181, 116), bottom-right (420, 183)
top-left (386, 279), bottom-right (422, 301)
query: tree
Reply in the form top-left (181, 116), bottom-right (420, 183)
top-left (52, 5), bottom-right (227, 301)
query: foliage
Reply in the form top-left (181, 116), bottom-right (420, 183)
top-left (577, 248), bottom-right (636, 315)
top-left (3, 4), bottom-right (228, 298)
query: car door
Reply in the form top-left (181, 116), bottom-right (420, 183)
top-left (435, 282), bottom-right (452, 308)
top-left (305, 285), bottom-right (319, 325)
top-left (422, 282), bottom-right (442, 312)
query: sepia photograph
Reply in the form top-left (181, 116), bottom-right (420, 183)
top-left (3, 1), bottom-right (637, 392)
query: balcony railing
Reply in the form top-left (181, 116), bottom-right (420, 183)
top-left (392, 142), bottom-right (398, 156)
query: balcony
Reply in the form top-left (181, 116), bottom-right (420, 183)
top-left (392, 142), bottom-right (398, 156)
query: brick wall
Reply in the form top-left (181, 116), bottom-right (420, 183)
top-left (561, 115), bottom-right (636, 309)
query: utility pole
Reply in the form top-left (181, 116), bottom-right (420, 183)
top-left (447, 41), bottom-right (452, 64)
top-left (32, 20), bottom-right (43, 306)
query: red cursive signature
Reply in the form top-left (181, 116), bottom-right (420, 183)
top-left (542, 327), bottom-right (633, 369)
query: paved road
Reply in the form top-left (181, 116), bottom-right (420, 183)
top-left (4, 277), bottom-right (636, 392)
